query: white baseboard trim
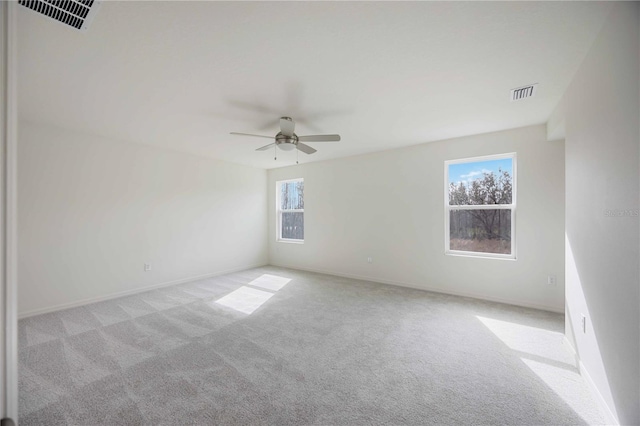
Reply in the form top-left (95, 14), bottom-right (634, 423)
top-left (562, 337), bottom-right (619, 425)
top-left (18, 263), bottom-right (268, 319)
top-left (269, 262), bottom-right (564, 313)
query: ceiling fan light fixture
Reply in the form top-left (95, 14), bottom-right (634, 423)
top-left (278, 142), bottom-right (296, 151)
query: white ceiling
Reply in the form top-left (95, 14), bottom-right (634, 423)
top-left (18, 1), bottom-right (612, 169)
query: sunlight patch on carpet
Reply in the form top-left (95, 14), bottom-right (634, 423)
top-left (213, 274), bottom-right (291, 314)
top-left (476, 316), bottom-right (569, 364)
top-left (248, 274), bottom-right (291, 292)
top-left (477, 315), bottom-right (599, 424)
top-left (521, 358), bottom-right (599, 424)
top-left (214, 286), bottom-right (275, 315)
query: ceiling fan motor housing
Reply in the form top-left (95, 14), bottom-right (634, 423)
top-left (275, 132), bottom-right (298, 151)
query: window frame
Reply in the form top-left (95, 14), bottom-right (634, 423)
top-left (444, 153), bottom-right (517, 260)
top-left (276, 178), bottom-right (304, 244)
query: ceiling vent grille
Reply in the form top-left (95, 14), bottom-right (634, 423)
top-left (19, 0), bottom-right (102, 32)
top-left (510, 84), bottom-right (538, 102)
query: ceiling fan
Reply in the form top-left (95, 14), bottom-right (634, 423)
top-left (230, 117), bottom-right (340, 155)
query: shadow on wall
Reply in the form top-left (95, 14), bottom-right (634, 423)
top-left (565, 233), bottom-right (620, 423)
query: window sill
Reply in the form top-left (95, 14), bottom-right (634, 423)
top-left (277, 239), bottom-right (304, 245)
top-left (445, 251), bottom-right (516, 261)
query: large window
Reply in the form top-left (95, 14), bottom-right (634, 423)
top-left (276, 178), bottom-right (304, 242)
top-left (445, 153), bottom-right (516, 259)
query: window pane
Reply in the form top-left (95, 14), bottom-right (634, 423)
top-left (448, 158), bottom-right (513, 205)
top-left (281, 212), bottom-right (304, 240)
top-left (280, 181), bottom-right (304, 210)
top-left (449, 209), bottom-right (511, 254)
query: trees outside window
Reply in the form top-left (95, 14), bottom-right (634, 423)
top-left (445, 154), bottom-right (516, 259)
top-left (277, 179), bottom-right (304, 242)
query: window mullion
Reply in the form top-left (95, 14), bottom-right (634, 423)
top-left (447, 204), bottom-right (514, 211)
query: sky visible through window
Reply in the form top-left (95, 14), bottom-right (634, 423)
top-left (448, 158), bottom-right (513, 186)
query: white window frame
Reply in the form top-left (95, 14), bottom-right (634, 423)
top-left (444, 153), bottom-right (517, 260)
top-left (276, 178), bottom-right (304, 243)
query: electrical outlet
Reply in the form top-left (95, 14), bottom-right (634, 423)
top-left (547, 275), bottom-right (557, 286)
top-left (581, 314), bottom-right (586, 334)
top-left (367, 257), bottom-right (373, 264)
top-left (144, 263), bottom-right (151, 272)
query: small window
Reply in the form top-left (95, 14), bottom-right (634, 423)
top-left (445, 153), bottom-right (516, 259)
top-left (276, 178), bottom-right (304, 242)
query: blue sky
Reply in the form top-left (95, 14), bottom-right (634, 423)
top-left (448, 158), bottom-right (512, 185)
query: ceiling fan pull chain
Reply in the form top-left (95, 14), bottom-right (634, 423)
top-left (274, 144), bottom-right (277, 161)
top-left (296, 148), bottom-right (299, 164)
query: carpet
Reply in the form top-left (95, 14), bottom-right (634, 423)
top-left (19, 266), bottom-right (604, 425)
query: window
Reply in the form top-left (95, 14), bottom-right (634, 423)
top-left (445, 153), bottom-right (516, 259)
top-left (276, 178), bottom-right (304, 242)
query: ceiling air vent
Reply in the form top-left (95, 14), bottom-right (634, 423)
top-left (510, 84), bottom-right (538, 102)
top-left (19, 0), bottom-right (102, 32)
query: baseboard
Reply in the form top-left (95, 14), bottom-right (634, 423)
top-left (269, 262), bottom-right (564, 313)
top-left (562, 337), bottom-right (619, 425)
top-left (562, 334), bottom-right (579, 362)
top-left (18, 263), bottom-right (268, 319)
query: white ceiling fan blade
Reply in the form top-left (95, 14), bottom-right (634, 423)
top-left (297, 134), bottom-right (341, 142)
top-left (280, 117), bottom-right (295, 137)
top-left (296, 143), bottom-right (317, 154)
top-left (230, 132), bottom-right (274, 139)
top-left (256, 143), bottom-right (275, 151)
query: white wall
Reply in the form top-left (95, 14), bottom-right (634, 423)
top-left (562, 3), bottom-right (639, 425)
top-left (268, 124), bottom-right (565, 312)
top-left (18, 122), bottom-right (268, 316)
top-left (1, 2), bottom-right (19, 421)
